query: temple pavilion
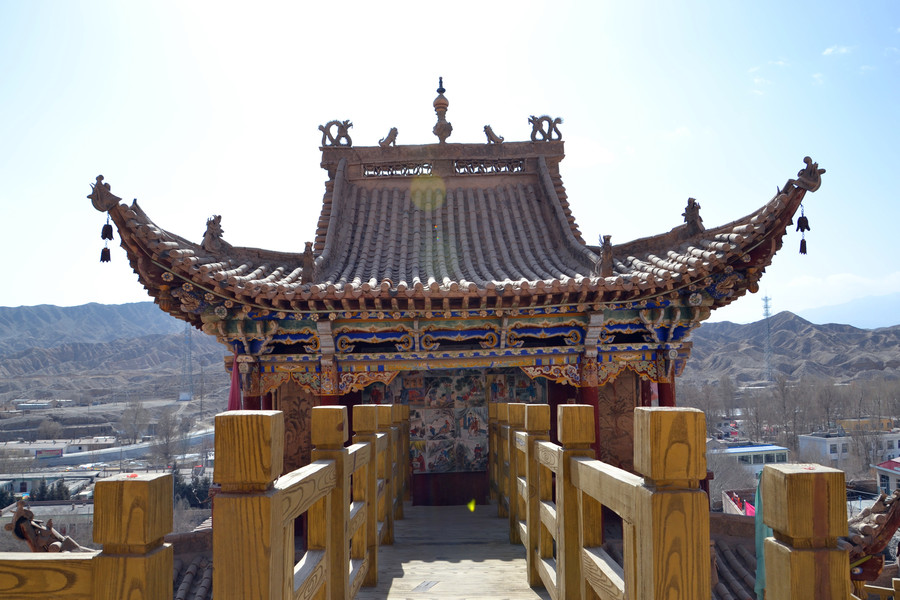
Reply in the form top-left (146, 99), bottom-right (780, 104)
top-left (89, 81), bottom-right (824, 504)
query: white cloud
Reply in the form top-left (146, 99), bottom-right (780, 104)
top-left (752, 89), bottom-right (765, 96)
top-left (769, 59), bottom-right (789, 67)
top-left (748, 66), bottom-right (760, 73)
top-left (822, 45), bottom-right (851, 56)
top-left (860, 65), bottom-right (876, 72)
top-left (811, 73), bottom-right (825, 85)
top-left (753, 76), bottom-right (772, 86)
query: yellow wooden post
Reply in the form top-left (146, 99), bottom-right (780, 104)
top-left (632, 407), bottom-right (710, 600)
top-left (488, 402), bottom-right (498, 501)
top-left (212, 410), bottom-right (288, 600)
top-left (93, 473), bottom-right (174, 600)
top-left (497, 402), bottom-right (509, 518)
top-left (391, 403), bottom-right (405, 520)
top-left (762, 463), bottom-right (849, 600)
top-left (507, 403), bottom-right (526, 544)
top-left (310, 406), bottom-right (351, 600)
top-left (556, 404), bottom-right (596, 600)
top-left (523, 404), bottom-right (551, 586)
top-left (376, 404), bottom-right (395, 544)
top-left (352, 405), bottom-right (379, 587)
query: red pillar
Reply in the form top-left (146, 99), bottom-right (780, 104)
top-left (658, 381), bottom-right (676, 407)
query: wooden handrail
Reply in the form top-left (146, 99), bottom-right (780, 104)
top-left (761, 463), bottom-right (850, 600)
top-left (213, 405), bottom-right (407, 600)
top-left (494, 404), bottom-right (710, 600)
top-left (0, 473), bottom-right (174, 600)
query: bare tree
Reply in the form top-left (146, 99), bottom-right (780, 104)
top-left (37, 419), bottom-right (63, 440)
top-left (152, 407), bottom-right (179, 467)
top-left (119, 400), bottom-right (149, 445)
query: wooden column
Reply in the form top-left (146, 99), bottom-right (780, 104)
top-left (391, 403), bottom-right (405, 520)
top-left (488, 402), bottom-right (498, 501)
top-left (352, 405), bottom-right (379, 587)
top-left (213, 411), bottom-right (288, 600)
top-left (401, 404), bottom-right (411, 502)
top-left (376, 405), bottom-right (395, 545)
top-left (657, 381), bottom-right (676, 407)
top-left (507, 403), bottom-right (526, 544)
top-left (523, 404), bottom-right (551, 586)
top-left (556, 404), bottom-right (596, 600)
top-left (93, 473), bottom-right (174, 600)
top-left (762, 463), bottom-right (849, 600)
top-left (310, 406), bottom-right (352, 599)
top-left (632, 407), bottom-right (709, 600)
top-left (496, 402), bottom-right (509, 518)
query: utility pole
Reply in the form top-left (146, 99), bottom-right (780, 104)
top-left (763, 296), bottom-right (773, 384)
top-left (180, 322), bottom-right (194, 401)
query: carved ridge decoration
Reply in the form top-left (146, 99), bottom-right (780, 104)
top-left (319, 120), bottom-right (353, 147)
top-left (520, 364), bottom-right (581, 387)
top-left (363, 162), bottom-right (433, 177)
top-left (453, 159), bottom-right (524, 175)
top-left (338, 371), bottom-right (398, 394)
top-left (88, 175), bottom-right (122, 212)
top-left (529, 115), bottom-right (563, 141)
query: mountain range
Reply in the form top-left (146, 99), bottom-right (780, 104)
top-left (0, 303), bottom-right (228, 404)
top-left (0, 303), bottom-right (897, 405)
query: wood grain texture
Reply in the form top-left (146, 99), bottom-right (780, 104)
top-left (633, 407), bottom-right (706, 482)
top-left (571, 456), bottom-right (640, 521)
top-left (292, 550), bottom-right (325, 600)
top-left (557, 405), bottom-right (595, 446)
top-left (214, 411), bottom-right (284, 491)
top-left (93, 473), bottom-right (173, 549)
top-left (581, 546), bottom-right (625, 600)
top-left (762, 463), bottom-right (847, 541)
top-left (633, 485), bottom-right (710, 600)
top-left (0, 553), bottom-right (95, 599)
top-left (276, 461), bottom-right (336, 523)
top-left (764, 538), bottom-right (850, 600)
top-left (213, 491), bottom-right (284, 600)
top-left (92, 544), bottom-right (173, 600)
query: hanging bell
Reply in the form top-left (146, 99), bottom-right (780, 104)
top-left (799, 238), bottom-right (807, 255)
top-left (101, 222), bottom-right (114, 240)
top-left (100, 247), bottom-right (111, 262)
top-left (796, 215), bottom-right (810, 232)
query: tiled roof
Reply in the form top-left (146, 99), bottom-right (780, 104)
top-left (91, 140), bottom-right (823, 322)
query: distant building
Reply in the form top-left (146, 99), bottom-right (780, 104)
top-left (798, 430), bottom-right (900, 466)
top-left (874, 458), bottom-right (900, 494)
top-left (709, 444), bottom-right (789, 474)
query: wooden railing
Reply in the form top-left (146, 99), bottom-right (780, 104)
top-left (491, 403), bottom-right (711, 600)
top-left (0, 473), bottom-right (174, 599)
top-left (211, 405), bottom-right (407, 600)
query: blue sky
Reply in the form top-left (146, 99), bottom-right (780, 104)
top-left (1, 1), bottom-right (897, 325)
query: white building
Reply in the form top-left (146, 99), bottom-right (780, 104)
top-left (798, 430), bottom-right (900, 466)
top-left (708, 444), bottom-right (789, 475)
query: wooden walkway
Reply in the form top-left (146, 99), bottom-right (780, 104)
top-left (355, 503), bottom-right (551, 600)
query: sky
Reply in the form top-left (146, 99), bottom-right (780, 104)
top-left (1, 1), bottom-right (898, 325)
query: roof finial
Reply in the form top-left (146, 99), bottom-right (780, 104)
top-left (433, 76), bottom-right (452, 143)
